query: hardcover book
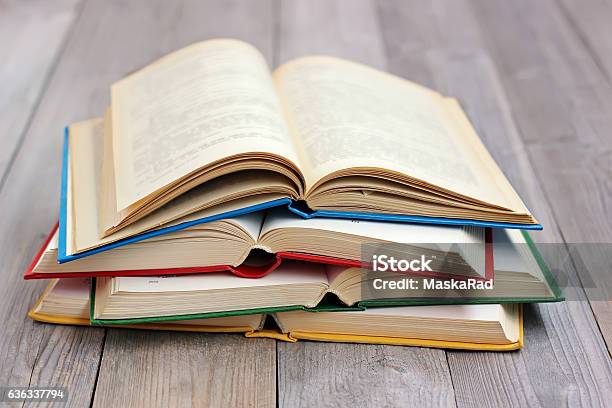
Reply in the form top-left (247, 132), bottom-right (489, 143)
top-left (29, 209), bottom-right (492, 280)
top-left (30, 278), bottom-right (523, 351)
top-left (60, 38), bottom-right (540, 262)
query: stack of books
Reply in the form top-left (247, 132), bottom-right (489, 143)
top-left (24, 39), bottom-right (562, 351)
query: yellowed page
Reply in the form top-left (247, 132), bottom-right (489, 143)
top-left (69, 118), bottom-right (104, 252)
top-left (276, 303), bottom-right (519, 344)
top-left (68, 117), bottom-right (288, 254)
top-left (112, 39), bottom-right (301, 211)
top-left (260, 208), bottom-right (486, 277)
top-left (443, 98), bottom-right (530, 214)
top-left (273, 56), bottom-right (512, 209)
top-left (261, 208), bottom-right (484, 245)
top-left (36, 278), bottom-right (266, 329)
top-left (113, 262), bottom-right (328, 293)
top-left (99, 109), bottom-right (117, 236)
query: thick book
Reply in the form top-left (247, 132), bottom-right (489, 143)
top-left (29, 209), bottom-right (493, 280)
top-left (60, 39), bottom-right (541, 261)
top-left (87, 232), bottom-right (561, 325)
top-left (29, 278), bottom-right (523, 351)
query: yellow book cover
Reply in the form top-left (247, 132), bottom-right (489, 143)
top-left (29, 279), bottom-right (523, 351)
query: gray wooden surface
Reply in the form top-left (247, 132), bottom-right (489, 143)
top-left (0, 0), bottom-right (610, 407)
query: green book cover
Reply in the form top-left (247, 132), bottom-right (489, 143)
top-left (90, 231), bottom-right (563, 325)
top-left (88, 283), bottom-right (365, 325)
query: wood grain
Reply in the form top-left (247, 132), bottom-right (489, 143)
top-left (278, 341), bottom-right (455, 407)
top-left (93, 330), bottom-right (275, 408)
top-left (0, 0), bottom-right (82, 183)
top-left (23, 325), bottom-right (106, 408)
top-left (276, 0), bottom-right (386, 68)
top-left (0, 1), bottom-right (107, 407)
top-left (557, 0), bottom-right (612, 83)
top-left (377, 0), bottom-right (612, 405)
top-left (276, 2), bottom-right (456, 407)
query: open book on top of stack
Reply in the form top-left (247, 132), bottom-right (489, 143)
top-left (59, 38), bottom-right (540, 263)
top-left (29, 278), bottom-right (524, 351)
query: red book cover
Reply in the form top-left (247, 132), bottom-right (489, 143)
top-left (24, 224), bottom-right (493, 281)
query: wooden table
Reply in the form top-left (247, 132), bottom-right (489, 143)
top-left (1, 0), bottom-right (611, 406)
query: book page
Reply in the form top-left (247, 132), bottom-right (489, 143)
top-left (260, 208), bottom-right (484, 244)
top-left (40, 278), bottom-right (265, 329)
top-left (35, 278), bottom-right (91, 319)
top-left (112, 39), bottom-right (301, 211)
top-left (355, 303), bottom-right (507, 320)
top-left (493, 229), bottom-right (544, 281)
top-left (99, 109), bottom-right (118, 235)
top-left (261, 209), bottom-right (485, 277)
top-left (228, 212), bottom-right (265, 242)
top-left (273, 56), bottom-right (509, 207)
top-left (48, 278), bottom-right (91, 301)
top-left (69, 118), bottom-right (105, 251)
top-left (67, 116), bottom-right (279, 254)
top-left (275, 304), bottom-right (519, 344)
top-left (113, 261), bottom-right (328, 293)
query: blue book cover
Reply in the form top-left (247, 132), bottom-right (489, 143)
top-left (58, 127), bottom-right (542, 263)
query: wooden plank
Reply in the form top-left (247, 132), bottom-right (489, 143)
top-left (0, 2), bottom-right (106, 407)
top-left (23, 325), bottom-right (106, 408)
top-left (278, 342), bottom-right (455, 407)
top-left (446, 303), bottom-right (611, 407)
top-left (276, 0), bottom-right (386, 68)
top-left (93, 330), bottom-right (275, 408)
top-left (0, 0), bottom-right (82, 182)
top-left (377, 0), bottom-right (612, 405)
top-left (557, 0), bottom-right (612, 82)
top-left (276, 1), bottom-right (456, 406)
top-left (0, 0), bottom-right (277, 405)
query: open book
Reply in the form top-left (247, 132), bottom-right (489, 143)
top-left (29, 209), bottom-right (490, 280)
top-left (88, 230), bottom-right (560, 324)
top-left (29, 278), bottom-right (523, 351)
top-left (60, 39), bottom-right (540, 261)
